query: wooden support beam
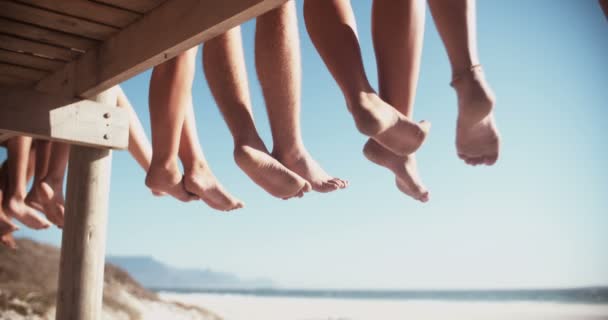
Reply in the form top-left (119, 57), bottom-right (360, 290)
top-left (55, 87), bottom-right (117, 320)
top-left (36, 0), bottom-right (287, 98)
top-left (0, 87), bottom-right (128, 149)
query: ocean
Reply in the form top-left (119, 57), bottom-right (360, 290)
top-left (159, 288), bottom-right (608, 320)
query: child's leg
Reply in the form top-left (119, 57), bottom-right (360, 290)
top-left (2, 136), bottom-right (50, 229)
top-left (178, 98), bottom-right (244, 211)
top-left (146, 48), bottom-right (197, 202)
top-left (363, 0), bottom-right (429, 202)
top-left (255, 1), bottom-right (347, 193)
top-left (601, 0), bottom-right (608, 19)
top-left (203, 27), bottom-right (311, 199)
top-left (428, 0), bottom-right (500, 166)
top-left (303, 0), bottom-right (429, 156)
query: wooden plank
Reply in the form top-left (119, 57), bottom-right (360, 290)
top-left (0, 87), bottom-right (128, 149)
top-left (14, 0), bottom-right (141, 28)
top-left (0, 1), bottom-right (119, 41)
top-left (92, 0), bottom-right (166, 14)
top-left (0, 132), bottom-right (15, 144)
top-left (36, 0), bottom-right (287, 98)
top-left (0, 49), bottom-right (64, 71)
top-left (0, 62), bottom-right (48, 81)
top-left (0, 34), bottom-right (80, 61)
top-left (0, 73), bottom-right (36, 87)
top-left (56, 90), bottom-right (115, 318)
top-left (0, 18), bottom-right (98, 51)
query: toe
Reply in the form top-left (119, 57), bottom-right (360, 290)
top-left (331, 178), bottom-right (348, 189)
top-left (418, 191), bottom-right (430, 203)
top-left (316, 181), bottom-right (339, 193)
top-left (484, 154), bottom-right (498, 166)
top-left (418, 120), bottom-right (431, 134)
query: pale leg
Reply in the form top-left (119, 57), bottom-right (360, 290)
top-left (146, 48), bottom-right (198, 201)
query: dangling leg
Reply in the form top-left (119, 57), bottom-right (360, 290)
top-left (304, 0), bottom-right (429, 156)
top-left (203, 27), bottom-right (311, 199)
top-left (146, 48), bottom-right (198, 201)
top-left (255, 1), bottom-right (347, 193)
top-left (428, 0), bottom-right (500, 166)
top-left (0, 161), bottom-right (19, 238)
top-left (179, 96), bottom-right (244, 211)
top-left (2, 136), bottom-right (50, 229)
top-left (363, 0), bottom-right (429, 202)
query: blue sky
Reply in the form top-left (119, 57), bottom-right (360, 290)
top-left (5, 0), bottom-right (608, 289)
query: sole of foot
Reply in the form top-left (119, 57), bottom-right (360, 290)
top-left (363, 139), bottom-right (429, 202)
top-left (273, 149), bottom-right (348, 193)
top-left (184, 167), bottom-right (244, 212)
top-left (146, 162), bottom-right (197, 202)
top-left (452, 66), bottom-right (500, 166)
top-left (25, 185), bottom-right (62, 228)
top-left (349, 92), bottom-right (430, 156)
top-left (2, 197), bottom-right (51, 229)
top-left (234, 143), bottom-right (311, 199)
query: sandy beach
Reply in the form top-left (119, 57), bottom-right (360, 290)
top-left (162, 292), bottom-right (608, 320)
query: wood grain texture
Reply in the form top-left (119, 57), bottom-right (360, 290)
top-left (0, 1), bottom-right (119, 40)
top-left (92, 0), bottom-right (166, 14)
top-left (15, 0), bottom-right (141, 28)
top-left (0, 17), bottom-right (98, 51)
top-left (56, 89), bottom-right (115, 318)
top-left (36, 0), bottom-right (287, 98)
top-left (0, 34), bottom-right (80, 61)
top-left (0, 48), bottom-right (64, 71)
top-left (0, 87), bottom-right (128, 148)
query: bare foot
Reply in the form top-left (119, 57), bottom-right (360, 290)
top-left (184, 163), bottom-right (244, 212)
top-left (146, 160), bottom-right (197, 202)
top-left (452, 66), bottom-right (500, 166)
top-left (1, 233), bottom-right (17, 250)
top-left (25, 182), bottom-right (65, 228)
top-left (348, 92), bottom-right (430, 156)
top-left (234, 139), bottom-right (311, 199)
top-left (363, 139), bottom-right (429, 202)
top-left (2, 196), bottom-right (51, 229)
top-left (273, 149), bottom-right (348, 193)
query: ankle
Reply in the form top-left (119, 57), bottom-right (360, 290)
top-left (183, 159), bottom-right (209, 176)
top-left (272, 143), bottom-right (306, 162)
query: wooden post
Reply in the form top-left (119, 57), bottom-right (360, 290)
top-left (55, 88), bottom-right (117, 320)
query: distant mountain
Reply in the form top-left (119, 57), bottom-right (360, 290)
top-left (0, 239), bottom-right (219, 320)
top-left (107, 255), bottom-right (274, 290)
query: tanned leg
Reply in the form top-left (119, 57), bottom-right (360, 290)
top-left (2, 137), bottom-right (50, 229)
top-left (0, 161), bottom-right (19, 238)
top-left (363, 0), bottom-right (429, 202)
top-left (25, 140), bottom-right (64, 226)
top-left (304, 0), bottom-right (429, 156)
top-left (203, 27), bottom-right (311, 199)
top-left (146, 48), bottom-right (198, 201)
top-left (115, 86), bottom-right (165, 197)
top-left (256, 1), bottom-right (347, 193)
top-left (428, 0), bottom-right (500, 166)
top-left (179, 97), bottom-right (244, 211)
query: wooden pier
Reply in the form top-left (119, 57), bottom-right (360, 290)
top-left (0, 0), bottom-right (286, 319)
